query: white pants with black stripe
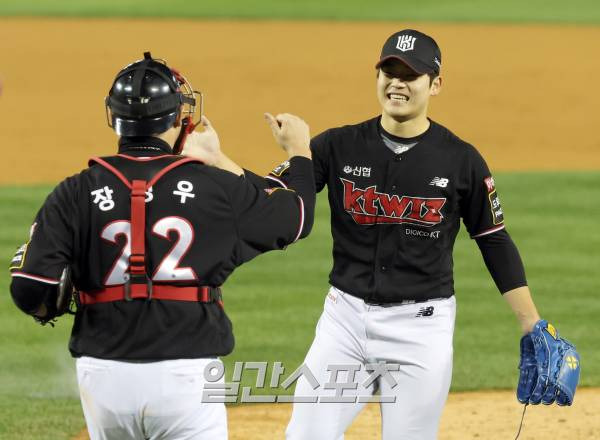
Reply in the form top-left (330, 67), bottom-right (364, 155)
top-left (76, 357), bottom-right (227, 440)
top-left (286, 286), bottom-right (456, 440)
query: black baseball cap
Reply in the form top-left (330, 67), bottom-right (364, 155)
top-left (375, 29), bottom-right (441, 75)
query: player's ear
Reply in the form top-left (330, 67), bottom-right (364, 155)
top-left (430, 75), bottom-right (442, 96)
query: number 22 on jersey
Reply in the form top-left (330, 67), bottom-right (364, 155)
top-left (101, 216), bottom-right (196, 285)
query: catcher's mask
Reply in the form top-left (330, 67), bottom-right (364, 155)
top-left (105, 52), bottom-right (203, 153)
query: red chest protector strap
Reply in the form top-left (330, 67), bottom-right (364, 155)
top-left (81, 156), bottom-right (222, 306)
top-left (130, 179), bottom-right (147, 279)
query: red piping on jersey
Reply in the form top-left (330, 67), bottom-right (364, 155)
top-left (90, 157), bottom-right (202, 190)
top-left (79, 285), bottom-right (221, 305)
top-left (89, 157), bottom-right (132, 189)
top-left (117, 154), bottom-right (172, 161)
top-left (265, 175), bottom-right (288, 189)
top-left (147, 157), bottom-right (201, 188)
top-left (293, 195), bottom-right (305, 243)
top-left (471, 224), bottom-right (505, 239)
top-left (10, 271), bottom-right (60, 284)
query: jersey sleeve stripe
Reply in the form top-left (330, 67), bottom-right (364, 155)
top-left (265, 175), bottom-right (288, 189)
top-left (10, 272), bottom-right (60, 285)
top-left (471, 224), bottom-right (506, 239)
top-left (292, 195), bottom-right (305, 243)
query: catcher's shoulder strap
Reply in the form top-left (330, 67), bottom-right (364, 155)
top-left (84, 154), bottom-right (215, 303)
top-left (88, 154), bottom-right (200, 190)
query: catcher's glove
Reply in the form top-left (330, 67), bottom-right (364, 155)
top-left (34, 266), bottom-right (77, 326)
top-left (517, 320), bottom-right (580, 406)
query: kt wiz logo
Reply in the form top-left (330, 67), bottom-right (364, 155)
top-left (396, 35), bottom-right (417, 52)
top-left (341, 179), bottom-right (446, 226)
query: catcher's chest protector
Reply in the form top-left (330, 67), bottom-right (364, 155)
top-left (82, 154), bottom-right (222, 305)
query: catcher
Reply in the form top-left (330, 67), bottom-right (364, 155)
top-left (9, 52), bottom-right (315, 439)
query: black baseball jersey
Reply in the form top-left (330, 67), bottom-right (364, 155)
top-left (263, 116), bottom-right (505, 303)
top-left (10, 137), bottom-right (315, 360)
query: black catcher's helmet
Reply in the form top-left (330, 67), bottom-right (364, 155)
top-left (105, 52), bottom-right (201, 140)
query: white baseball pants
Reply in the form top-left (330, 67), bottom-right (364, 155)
top-left (76, 357), bottom-right (227, 440)
top-left (286, 286), bottom-right (456, 440)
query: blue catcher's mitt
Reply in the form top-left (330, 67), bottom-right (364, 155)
top-left (517, 320), bottom-right (580, 406)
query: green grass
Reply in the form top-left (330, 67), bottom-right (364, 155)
top-left (1, 0), bottom-right (599, 23)
top-left (1, 171), bottom-right (599, 438)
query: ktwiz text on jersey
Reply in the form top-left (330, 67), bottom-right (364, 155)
top-left (341, 178), bottom-right (446, 226)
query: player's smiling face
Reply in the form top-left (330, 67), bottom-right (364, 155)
top-left (376, 60), bottom-right (441, 122)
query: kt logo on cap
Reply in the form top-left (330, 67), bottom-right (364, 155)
top-left (396, 35), bottom-right (417, 52)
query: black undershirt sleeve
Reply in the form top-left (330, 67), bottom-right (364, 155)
top-left (475, 229), bottom-right (527, 294)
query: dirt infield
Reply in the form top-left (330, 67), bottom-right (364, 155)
top-left (1, 18), bottom-right (597, 439)
top-left (0, 19), bottom-right (599, 185)
top-left (226, 389), bottom-right (600, 439)
top-left (71, 389), bottom-right (600, 439)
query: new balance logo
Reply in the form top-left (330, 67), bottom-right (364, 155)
top-left (429, 177), bottom-right (449, 188)
top-left (415, 306), bottom-right (435, 317)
